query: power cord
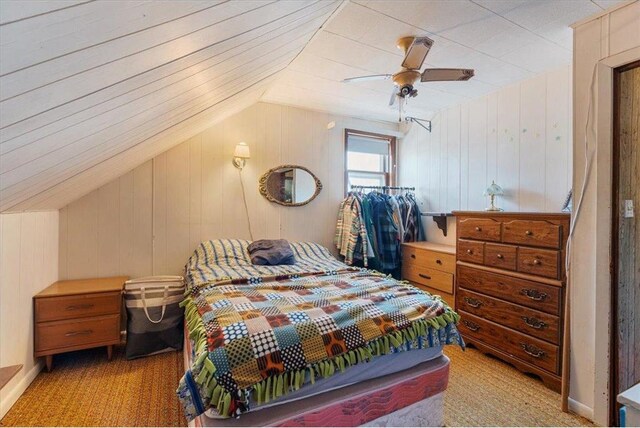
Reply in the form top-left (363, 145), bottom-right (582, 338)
top-left (562, 61), bottom-right (598, 411)
top-left (238, 169), bottom-right (254, 241)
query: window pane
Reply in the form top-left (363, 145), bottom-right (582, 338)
top-left (347, 151), bottom-right (386, 172)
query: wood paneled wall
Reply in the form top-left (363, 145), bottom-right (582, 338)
top-left (399, 65), bottom-right (572, 245)
top-left (615, 62), bottom-right (640, 406)
top-left (0, 211), bottom-right (58, 418)
top-left (58, 103), bottom-right (399, 279)
top-left (571, 2), bottom-right (640, 423)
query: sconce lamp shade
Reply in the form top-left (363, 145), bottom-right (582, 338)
top-left (483, 181), bottom-right (504, 196)
top-left (234, 142), bottom-right (251, 159)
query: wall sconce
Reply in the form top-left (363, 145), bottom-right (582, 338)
top-left (232, 142), bottom-right (251, 170)
top-left (484, 180), bottom-right (504, 211)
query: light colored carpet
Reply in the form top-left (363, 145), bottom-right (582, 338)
top-left (444, 345), bottom-right (593, 427)
top-left (1, 346), bottom-right (184, 427)
top-left (1, 345), bottom-right (593, 427)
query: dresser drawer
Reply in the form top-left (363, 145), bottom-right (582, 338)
top-left (502, 220), bottom-right (562, 249)
top-left (35, 292), bottom-right (121, 322)
top-left (457, 240), bottom-right (484, 264)
top-left (410, 283), bottom-right (455, 309)
top-left (484, 243), bottom-right (517, 271)
top-left (402, 265), bottom-right (454, 294)
top-left (458, 311), bottom-right (559, 374)
top-left (517, 248), bottom-right (560, 279)
top-left (458, 218), bottom-right (501, 242)
top-left (457, 265), bottom-right (561, 315)
top-left (35, 314), bottom-right (120, 353)
top-left (403, 247), bottom-right (456, 274)
top-left (457, 288), bottom-right (560, 344)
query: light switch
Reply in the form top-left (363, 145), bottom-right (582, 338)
top-left (624, 200), bottom-right (634, 218)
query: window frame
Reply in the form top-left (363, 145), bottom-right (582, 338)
top-left (344, 129), bottom-right (397, 195)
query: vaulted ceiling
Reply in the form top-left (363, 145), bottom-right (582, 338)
top-left (0, 0), bottom-right (629, 212)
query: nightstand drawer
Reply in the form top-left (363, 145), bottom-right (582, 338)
top-left (402, 265), bottom-right (453, 294)
top-left (36, 314), bottom-right (120, 353)
top-left (35, 292), bottom-right (121, 322)
top-left (403, 246), bottom-right (455, 274)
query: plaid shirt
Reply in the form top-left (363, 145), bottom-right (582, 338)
top-left (335, 194), bottom-right (369, 266)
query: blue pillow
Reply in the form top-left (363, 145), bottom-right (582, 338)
top-left (247, 239), bottom-right (296, 265)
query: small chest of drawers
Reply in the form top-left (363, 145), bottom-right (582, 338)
top-left (401, 242), bottom-right (456, 308)
top-left (453, 212), bottom-right (570, 392)
top-left (34, 276), bottom-right (127, 371)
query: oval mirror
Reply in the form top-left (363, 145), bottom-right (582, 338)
top-left (259, 165), bottom-right (322, 206)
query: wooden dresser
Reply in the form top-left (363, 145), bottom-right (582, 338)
top-left (34, 276), bottom-right (127, 371)
top-left (401, 242), bottom-right (456, 308)
top-left (452, 212), bottom-right (570, 391)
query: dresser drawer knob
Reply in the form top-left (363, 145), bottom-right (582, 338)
top-left (520, 343), bottom-right (545, 358)
top-left (466, 249), bottom-right (473, 255)
top-left (496, 254), bottom-right (504, 259)
top-left (521, 289), bottom-right (548, 301)
top-left (533, 259), bottom-right (541, 265)
top-left (66, 304), bottom-right (94, 311)
top-left (522, 316), bottom-right (547, 330)
top-left (411, 254), bottom-right (416, 259)
top-left (463, 320), bottom-right (480, 332)
top-left (475, 226), bottom-right (482, 231)
top-left (418, 273), bottom-right (432, 280)
top-left (436, 259), bottom-right (442, 265)
top-left (525, 230), bottom-right (533, 236)
top-left (64, 329), bottom-right (93, 337)
top-left (463, 297), bottom-right (483, 308)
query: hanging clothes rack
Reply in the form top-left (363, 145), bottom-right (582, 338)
top-left (350, 185), bottom-right (415, 194)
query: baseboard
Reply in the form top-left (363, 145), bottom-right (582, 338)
top-left (568, 397), bottom-right (594, 421)
top-left (0, 361), bottom-right (43, 419)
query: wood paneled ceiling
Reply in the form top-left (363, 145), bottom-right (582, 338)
top-left (0, 0), bottom-right (342, 212)
top-left (0, 0), bottom-right (629, 212)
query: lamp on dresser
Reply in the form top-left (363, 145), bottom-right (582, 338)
top-left (452, 211), bottom-right (570, 391)
top-left (483, 181), bottom-right (504, 211)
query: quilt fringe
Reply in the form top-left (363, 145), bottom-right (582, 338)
top-left (178, 291), bottom-right (461, 420)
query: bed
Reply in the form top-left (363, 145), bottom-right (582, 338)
top-left (177, 239), bottom-right (462, 426)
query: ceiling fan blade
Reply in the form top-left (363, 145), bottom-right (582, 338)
top-left (389, 86), bottom-right (397, 106)
top-left (342, 74), bottom-right (392, 83)
top-left (421, 68), bottom-right (475, 82)
top-left (401, 36), bottom-right (434, 70)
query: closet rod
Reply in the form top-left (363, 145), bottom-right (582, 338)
top-left (350, 185), bottom-right (415, 191)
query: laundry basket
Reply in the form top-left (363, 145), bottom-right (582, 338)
top-left (124, 276), bottom-right (185, 360)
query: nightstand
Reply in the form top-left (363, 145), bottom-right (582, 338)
top-left (401, 242), bottom-right (456, 308)
top-left (34, 276), bottom-right (128, 371)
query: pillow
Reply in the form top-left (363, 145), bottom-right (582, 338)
top-left (247, 239), bottom-right (296, 265)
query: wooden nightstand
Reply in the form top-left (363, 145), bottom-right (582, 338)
top-left (401, 242), bottom-right (456, 308)
top-left (34, 276), bottom-right (128, 371)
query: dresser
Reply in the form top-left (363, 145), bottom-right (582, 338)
top-left (401, 242), bottom-right (456, 308)
top-left (34, 276), bottom-right (127, 371)
top-left (452, 212), bottom-right (570, 391)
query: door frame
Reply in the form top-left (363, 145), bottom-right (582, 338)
top-left (610, 59), bottom-right (640, 426)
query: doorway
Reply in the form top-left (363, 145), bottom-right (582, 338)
top-left (611, 60), bottom-right (640, 425)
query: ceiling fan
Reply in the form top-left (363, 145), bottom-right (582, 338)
top-left (343, 36), bottom-right (474, 118)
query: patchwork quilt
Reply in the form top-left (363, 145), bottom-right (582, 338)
top-left (177, 240), bottom-right (462, 421)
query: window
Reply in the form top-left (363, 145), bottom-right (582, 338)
top-left (344, 129), bottom-right (396, 193)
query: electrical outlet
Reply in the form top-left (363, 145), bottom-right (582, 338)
top-left (624, 200), bottom-right (634, 218)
